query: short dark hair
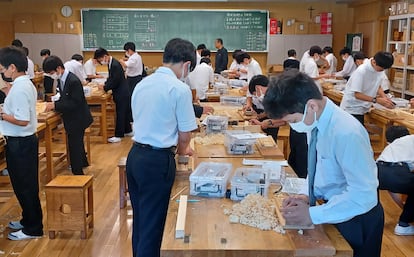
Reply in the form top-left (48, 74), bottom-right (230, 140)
top-left (287, 49), bottom-right (296, 57)
top-left (124, 42), bottom-right (136, 52)
top-left (200, 57), bottom-right (211, 65)
top-left (197, 44), bottom-right (206, 50)
top-left (309, 46), bottom-right (322, 56)
top-left (374, 51), bottom-right (394, 69)
top-left (385, 125), bottom-right (410, 143)
top-left (216, 38), bottom-right (223, 45)
top-left (71, 54), bottom-right (84, 61)
top-left (339, 47), bottom-right (351, 56)
top-left (40, 49), bottom-right (51, 57)
top-left (249, 75), bottom-right (269, 94)
top-left (22, 46), bottom-right (29, 56)
top-left (322, 46), bottom-right (333, 54)
top-left (263, 70), bottom-right (323, 119)
top-left (42, 55), bottom-right (64, 73)
top-left (353, 51), bottom-right (365, 61)
top-left (201, 49), bottom-right (211, 57)
top-left (94, 47), bottom-right (109, 59)
top-left (163, 38), bottom-right (196, 71)
top-left (0, 46), bottom-right (28, 72)
top-left (11, 39), bottom-right (23, 47)
top-left (235, 52), bottom-right (250, 64)
top-left (233, 49), bottom-right (242, 59)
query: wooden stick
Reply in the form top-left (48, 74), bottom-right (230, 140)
top-left (170, 186), bottom-right (187, 201)
top-left (175, 195), bottom-right (187, 239)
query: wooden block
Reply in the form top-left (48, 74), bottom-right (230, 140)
top-left (175, 195), bottom-right (187, 239)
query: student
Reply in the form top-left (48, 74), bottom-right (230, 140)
top-left (196, 44), bottom-right (206, 65)
top-left (247, 75), bottom-right (286, 141)
top-left (229, 49), bottom-right (248, 80)
top-left (119, 42), bottom-right (143, 97)
top-left (126, 38), bottom-right (197, 257)
top-left (353, 51), bottom-right (391, 94)
top-left (299, 45), bottom-right (329, 81)
top-left (335, 47), bottom-right (356, 79)
top-left (22, 47), bottom-right (35, 79)
top-left (187, 57), bottom-right (214, 102)
top-left (214, 38), bottom-right (228, 74)
top-left (283, 49), bottom-right (300, 70)
top-left (340, 51), bottom-right (395, 125)
top-left (83, 57), bottom-right (103, 82)
top-left (236, 52), bottom-right (262, 82)
top-left (11, 39), bottom-right (23, 47)
top-left (40, 49), bottom-right (54, 96)
top-left (263, 70), bottom-right (384, 257)
top-left (377, 126), bottom-right (414, 236)
top-left (94, 47), bottom-right (132, 143)
top-left (44, 55), bottom-right (93, 175)
top-left (322, 46), bottom-right (337, 75)
top-left (201, 49), bottom-right (211, 59)
top-left (0, 46), bottom-right (43, 240)
top-left (64, 54), bottom-right (87, 85)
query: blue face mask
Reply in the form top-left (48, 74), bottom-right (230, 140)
top-left (289, 103), bottom-right (318, 133)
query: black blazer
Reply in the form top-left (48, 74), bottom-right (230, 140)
top-left (104, 58), bottom-right (129, 101)
top-left (54, 72), bottom-right (93, 133)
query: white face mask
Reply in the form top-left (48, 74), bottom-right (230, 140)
top-left (289, 103), bottom-right (318, 133)
top-left (180, 63), bottom-right (190, 82)
top-left (50, 72), bottom-right (60, 80)
top-left (255, 89), bottom-right (265, 102)
top-left (342, 56), bottom-right (347, 61)
top-left (314, 56), bottom-right (320, 62)
top-left (125, 52), bottom-right (131, 58)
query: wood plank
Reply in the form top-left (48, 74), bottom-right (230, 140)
top-left (175, 195), bottom-right (187, 239)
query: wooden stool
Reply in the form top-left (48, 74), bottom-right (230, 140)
top-left (118, 157), bottom-right (128, 209)
top-left (45, 175), bottom-right (94, 239)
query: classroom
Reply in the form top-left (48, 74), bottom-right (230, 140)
top-left (0, 0), bottom-right (412, 257)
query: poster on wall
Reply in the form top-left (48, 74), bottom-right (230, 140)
top-left (345, 33), bottom-right (363, 53)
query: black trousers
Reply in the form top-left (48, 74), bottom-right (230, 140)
top-left (126, 144), bottom-right (176, 257)
top-left (126, 75), bottom-right (142, 123)
top-left (352, 114), bottom-right (364, 126)
top-left (335, 202), bottom-right (384, 257)
top-left (43, 76), bottom-right (54, 94)
top-left (67, 128), bottom-right (88, 175)
top-left (5, 134), bottom-right (43, 236)
top-left (288, 128), bottom-right (308, 178)
top-left (377, 162), bottom-right (414, 223)
top-left (113, 94), bottom-right (132, 137)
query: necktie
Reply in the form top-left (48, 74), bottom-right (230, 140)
top-left (308, 128), bottom-right (318, 206)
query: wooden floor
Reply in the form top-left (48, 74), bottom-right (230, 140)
top-left (0, 138), bottom-right (411, 257)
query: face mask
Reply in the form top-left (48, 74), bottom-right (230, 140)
top-left (50, 72), bottom-right (60, 80)
top-left (256, 89), bottom-right (265, 102)
top-left (125, 52), bottom-right (131, 58)
top-left (1, 72), bottom-right (12, 83)
top-left (289, 103), bottom-right (318, 133)
top-left (342, 56), bottom-right (347, 61)
top-left (314, 56), bottom-right (320, 62)
top-left (101, 60), bottom-right (108, 65)
top-left (180, 63), bottom-right (191, 82)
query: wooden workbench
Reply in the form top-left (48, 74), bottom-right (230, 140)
top-left (86, 91), bottom-right (113, 144)
top-left (161, 158), bottom-right (353, 257)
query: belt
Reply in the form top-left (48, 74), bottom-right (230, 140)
top-left (133, 142), bottom-right (176, 154)
top-left (377, 161), bottom-right (407, 167)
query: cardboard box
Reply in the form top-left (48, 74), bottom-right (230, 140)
top-left (295, 22), bottom-right (308, 34)
top-left (282, 18), bottom-right (296, 35)
top-left (398, 1), bottom-right (409, 14)
top-left (409, 3), bottom-right (414, 13)
top-left (391, 2), bottom-right (398, 15)
top-left (393, 53), bottom-right (407, 66)
top-left (395, 70), bottom-right (404, 78)
top-left (268, 64), bottom-right (283, 73)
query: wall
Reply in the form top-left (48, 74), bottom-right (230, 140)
top-left (0, 0), bottom-right (357, 69)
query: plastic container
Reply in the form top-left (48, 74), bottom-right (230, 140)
top-left (230, 167), bottom-right (270, 201)
top-left (213, 82), bottom-right (229, 95)
top-left (206, 115), bottom-right (228, 134)
top-left (225, 130), bottom-right (257, 155)
top-left (220, 96), bottom-right (246, 106)
top-left (189, 162), bottom-right (233, 197)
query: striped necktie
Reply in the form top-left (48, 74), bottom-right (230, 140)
top-left (308, 128), bottom-right (318, 206)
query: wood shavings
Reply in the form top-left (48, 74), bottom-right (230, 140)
top-left (194, 134), bottom-right (225, 145)
top-left (223, 194), bottom-right (285, 234)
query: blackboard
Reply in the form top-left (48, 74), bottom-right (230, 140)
top-left (81, 9), bottom-right (268, 52)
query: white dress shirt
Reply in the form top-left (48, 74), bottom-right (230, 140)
top-left (26, 57), bottom-right (35, 79)
top-left (247, 58), bottom-right (262, 82)
top-left (325, 53), bottom-right (337, 74)
top-left (377, 135), bottom-right (414, 171)
top-left (340, 58), bottom-right (383, 115)
top-left (84, 58), bottom-right (97, 76)
top-left (300, 50), bottom-right (310, 72)
top-left (304, 98), bottom-right (378, 224)
top-left (64, 59), bottom-right (86, 83)
top-left (229, 60), bottom-right (248, 80)
top-left (301, 56), bottom-right (319, 78)
top-left (187, 62), bottom-right (214, 100)
top-left (131, 67), bottom-right (197, 148)
top-left (196, 51), bottom-right (201, 65)
top-left (1, 75), bottom-right (37, 136)
top-left (124, 52), bottom-right (143, 77)
top-left (335, 56), bottom-right (356, 77)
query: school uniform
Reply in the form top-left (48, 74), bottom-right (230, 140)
top-left (187, 62), bottom-right (214, 101)
top-left (64, 59), bottom-right (87, 84)
top-left (335, 55), bottom-right (356, 78)
top-left (325, 53), bottom-right (337, 74)
top-left (124, 52), bottom-right (143, 95)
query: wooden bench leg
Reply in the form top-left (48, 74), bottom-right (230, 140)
top-left (118, 157), bottom-right (127, 209)
top-left (49, 231), bottom-right (56, 239)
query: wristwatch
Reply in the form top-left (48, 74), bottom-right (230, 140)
top-left (372, 97), bottom-right (377, 103)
